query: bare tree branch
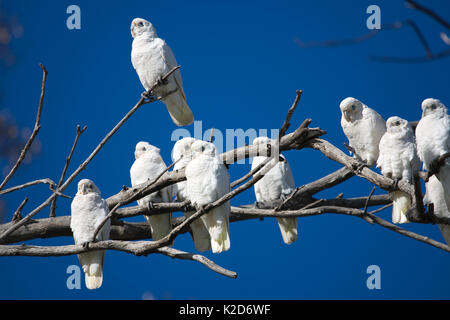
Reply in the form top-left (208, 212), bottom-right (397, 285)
top-left (0, 64), bottom-right (48, 191)
top-left (0, 178), bottom-right (56, 195)
top-left (405, 0), bottom-right (450, 30)
top-left (50, 125), bottom-right (87, 217)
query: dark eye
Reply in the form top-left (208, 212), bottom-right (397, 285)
top-left (431, 105), bottom-right (437, 110)
top-left (351, 105), bottom-right (356, 110)
top-left (138, 22), bottom-right (144, 27)
top-left (395, 121), bottom-right (400, 126)
top-left (201, 146), bottom-right (205, 152)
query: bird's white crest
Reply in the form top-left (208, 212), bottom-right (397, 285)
top-left (171, 137), bottom-right (197, 163)
top-left (339, 97), bottom-right (364, 123)
top-left (130, 18), bottom-right (157, 39)
top-left (421, 98), bottom-right (448, 118)
top-left (134, 141), bottom-right (160, 160)
top-left (77, 179), bottom-right (101, 196)
top-left (191, 140), bottom-right (217, 158)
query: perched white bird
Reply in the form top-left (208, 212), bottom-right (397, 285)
top-left (70, 179), bottom-right (110, 290)
top-left (340, 97), bottom-right (386, 166)
top-left (131, 18), bottom-right (194, 126)
top-left (252, 137), bottom-right (298, 244)
top-left (185, 140), bottom-right (231, 253)
top-left (424, 176), bottom-right (450, 246)
top-left (376, 117), bottom-right (420, 224)
top-left (130, 141), bottom-right (173, 241)
top-left (416, 98), bottom-right (450, 211)
top-left (172, 137), bottom-right (211, 252)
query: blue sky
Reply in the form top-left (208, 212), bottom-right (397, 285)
top-left (1, 0), bottom-right (450, 299)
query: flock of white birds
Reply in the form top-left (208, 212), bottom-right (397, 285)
top-left (69, 18), bottom-right (450, 289)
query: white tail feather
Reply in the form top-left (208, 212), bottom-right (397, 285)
top-left (185, 211), bottom-right (211, 252)
top-left (79, 251), bottom-right (105, 290)
top-left (162, 91), bottom-right (194, 126)
top-left (276, 217), bottom-right (298, 244)
top-left (146, 214), bottom-right (172, 242)
top-left (438, 224), bottom-right (450, 246)
top-left (390, 191), bottom-right (411, 224)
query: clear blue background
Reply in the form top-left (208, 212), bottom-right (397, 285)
top-left (1, 0), bottom-right (450, 299)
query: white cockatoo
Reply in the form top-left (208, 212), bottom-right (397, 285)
top-left (131, 18), bottom-right (194, 126)
top-left (376, 117), bottom-right (420, 224)
top-left (130, 141), bottom-right (173, 241)
top-left (252, 137), bottom-right (298, 244)
top-left (416, 98), bottom-right (450, 211)
top-left (171, 137), bottom-right (211, 252)
top-left (185, 140), bottom-right (231, 253)
top-left (424, 176), bottom-right (450, 246)
top-left (340, 97), bottom-right (386, 166)
top-left (70, 179), bottom-right (110, 290)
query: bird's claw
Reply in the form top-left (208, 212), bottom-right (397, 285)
top-left (392, 178), bottom-right (400, 189)
top-left (147, 201), bottom-right (155, 211)
top-left (156, 75), bottom-right (168, 87)
top-left (82, 241), bottom-right (91, 250)
top-left (353, 162), bottom-right (367, 174)
top-left (429, 157), bottom-right (441, 176)
top-left (141, 91), bottom-right (157, 102)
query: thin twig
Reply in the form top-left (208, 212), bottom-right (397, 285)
top-left (405, 0), bottom-right (450, 30)
top-left (279, 90), bottom-right (303, 138)
top-left (155, 247), bottom-right (237, 279)
top-left (11, 198), bottom-right (28, 223)
top-left (50, 125), bottom-right (87, 217)
top-left (0, 178), bottom-right (56, 195)
top-left (0, 64), bottom-right (48, 191)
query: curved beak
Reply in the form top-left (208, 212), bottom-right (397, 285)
top-left (80, 184), bottom-right (88, 195)
top-left (343, 111), bottom-right (351, 122)
top-left (130, 23), bottom-right (136, 38)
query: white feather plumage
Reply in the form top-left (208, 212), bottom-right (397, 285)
top-left (340, 97), bottom-right (386, 166)
top-left (252, 137), bottom-right (298, 244)
top-left (416, 98), bottom-right (450, 212)
top-left (70, 179), bottom-right (110, 290)
top-left (424, 176), bottom-right (450, 246)
top-left (130, 141), bottom-right (173, 241)
top-left (185, 140), bottom-right (231, 253)
top-left (377, 117), bottom-right (420, 224)
top-left (131, 18), bottom-right (194, 126)
top-left (172, 137), bottom-right (211, 252)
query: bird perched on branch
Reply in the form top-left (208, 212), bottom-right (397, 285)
top-left (340, 97), bottom-right (386, 166)
top-left (252, 137), bottom-right (298, 244)
top-left (377, 117), bottom-right (420, 224)
top-left (424, 176), bottom-right (450, 246)
top-left (185, 140), bottom-right (231, 253)
top-left (70, 179), bottom-right (110, 290)
top-left (416, 98), bottom-right (450, 211)
top-left (130, 141), bottom-right (173, 241)
top-left (172, 137), bottom-right (211, 252)
top-left (131, 18), bottom-right (194, 126)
